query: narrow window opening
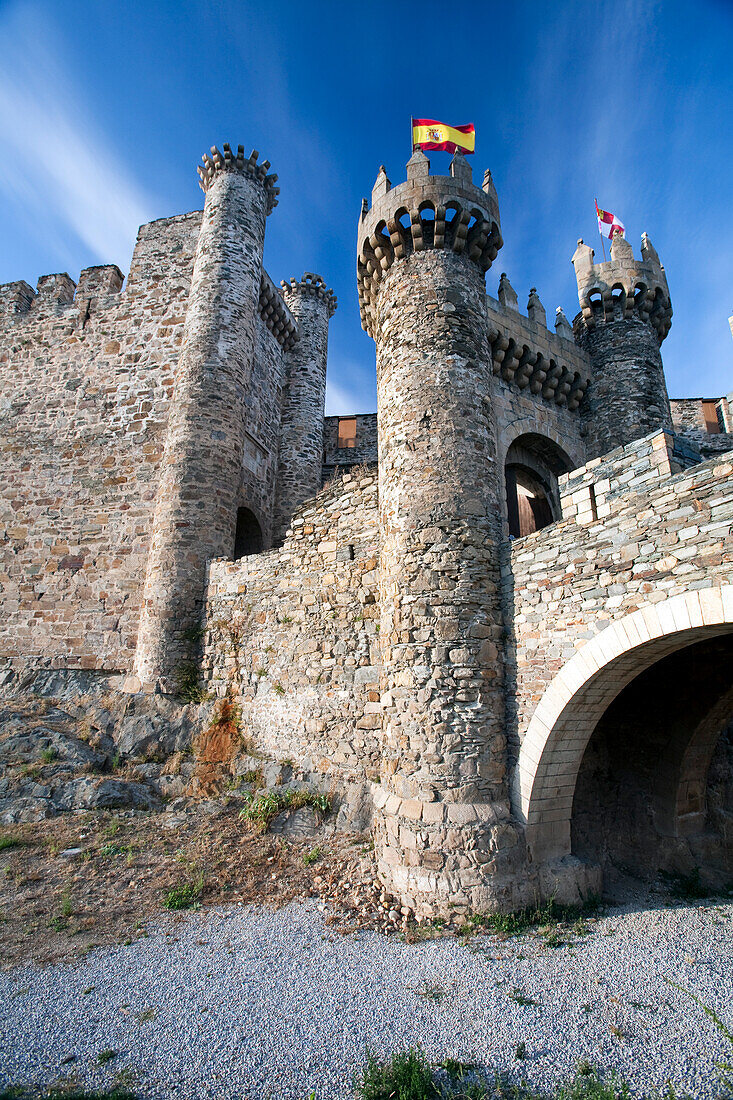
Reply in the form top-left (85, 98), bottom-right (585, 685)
top-left (337, 417), bottom-right (357, 449)
top-left (589, 484), bottom-right (599, 521)
top-left (702, 400), bottom-right (721, 435)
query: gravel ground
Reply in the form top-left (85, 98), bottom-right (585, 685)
top-left (1, 897), bottom-right (732, 1099)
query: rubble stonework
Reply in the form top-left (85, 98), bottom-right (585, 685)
top-left (273, 275), bottom-right (337, 544)
top-left (1, 141), bottom-right (732, 913)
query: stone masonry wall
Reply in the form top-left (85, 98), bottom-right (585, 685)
top-left (0, 212), bottom-right (202, 672)
top-left (202, 470), bottom-right (381, 786)
top-left (507, 436), bottom-right (733, 759)
top-left (322, 414), bottom-right (378, 481)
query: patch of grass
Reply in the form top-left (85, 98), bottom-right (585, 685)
top-left (437, 1058), bottom-right (478, 1081)
top-left (463, 896), bottom-right (601, 939)
top-left (174, 662), bottom-right (210, 704)
top-left (356, 1047), bottom-right (438, 1100)
top-left (98, 842), bottom-right (135, 859)
top-left (0, 836), bottom-right (22, 852)
top-left (303, 845), bottom-right (322, 867)
top-left (416, 980), bottom-right (450, 1003)
top-left (40, 747), bottom-right (58, 763)
top-left (354, 1049), bottom-right (640, 1100)
top-left (96, 1049), bottom-right (118, 1065)
top-left (272, 681), bottom-right (286, 696)
top-left (508, 988), bottom-right (538, 1007)
top-left (163, 872), bottom-right (204, 911)
top-left (238, 788), bottom-right (331, 831)
top-left (60, 889), bottom-right (73, 918)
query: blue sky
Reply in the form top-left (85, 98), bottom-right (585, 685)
top-left (0, 0), bottom-right (731, 412)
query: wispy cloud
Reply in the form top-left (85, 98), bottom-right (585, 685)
top-left (325, 373), bottom-right (375, 416)
top-left (0, 2), bottom-right (156, 271)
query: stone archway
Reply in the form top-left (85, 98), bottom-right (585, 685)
top-left (516, 588), bottom-right (733, 871)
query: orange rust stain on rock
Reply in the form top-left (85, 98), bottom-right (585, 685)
top-left (192, 697), bottom-right (242, 795)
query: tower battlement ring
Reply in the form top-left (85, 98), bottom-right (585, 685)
top-left (357, 152), bottom-right (503, 337)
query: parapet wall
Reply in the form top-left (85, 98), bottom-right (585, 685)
top-left (203, 470), bottom-right (381, 785)
top-left (486, 287), bottom-right (590, 413)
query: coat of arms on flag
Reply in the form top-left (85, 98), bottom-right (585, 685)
top-left (412, 118), bottom-right (475, 155)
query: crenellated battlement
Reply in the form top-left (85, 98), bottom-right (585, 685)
top-left (259, 272), bottom-right (298, 348)
top-left (280, 272), bottom-right (337, 317)
top-left (572, 230), bottom-right (672, 342)
top-left (0, 265), bottom-right (125, 326)
top-left (197, 144), bottom-right (280, 214)
top-left (486, 275), bottom-right (590, 410)
top-left (357, 150), bottom-right (503, 336)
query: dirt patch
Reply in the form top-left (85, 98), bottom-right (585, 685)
top-left (0, 808), bottom-right (375, 969)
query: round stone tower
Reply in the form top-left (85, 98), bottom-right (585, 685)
top-left (572, 230), bottom-right (673, 455)
top-left (359, 150), bottom-right (528, 917)
top-left (133, 144), bottom-right (282, 691)
top-left (272, 273), bottom-right (337, 544)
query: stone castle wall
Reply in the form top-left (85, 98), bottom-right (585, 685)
top-left (322, 414), bottom-right (378, 480)
top-left (0, 212), bottom-right (202, 671)
top-left (203, 469), bottom-right (381, 786)
top-left (0, 206), bottom-right (293, 675)
top-left (507, 433), bottom-right (733, 759)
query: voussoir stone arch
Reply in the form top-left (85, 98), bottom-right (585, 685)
top-left (498, 416), bottom-right (585, 475)
top-left (517, 586), bottom-right (733, 864)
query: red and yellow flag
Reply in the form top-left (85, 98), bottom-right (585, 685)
top-left (412, 118), bottom-right (475, 155)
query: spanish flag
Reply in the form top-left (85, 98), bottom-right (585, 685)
top-left (412, 118), bottom-right (475, 155)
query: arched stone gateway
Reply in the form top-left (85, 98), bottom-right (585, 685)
top-left (517, 588), bottom-right (733, 884)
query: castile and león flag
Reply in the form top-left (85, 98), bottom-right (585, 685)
top-left (595, 200), bottom-right (625, 240)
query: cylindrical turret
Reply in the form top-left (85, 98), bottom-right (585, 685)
top-left (132, 144), bottom-right (280, 691)
top-left (359, 150), bottom-right (527, 917)
top-left (272, 273), bottom-right (337, 543)
top-left (572, 230), bottom-right (673, 455)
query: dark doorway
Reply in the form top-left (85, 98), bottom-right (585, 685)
top-left (234, 507), bottom-right (263, 559)
top-left (504, 434), bottom-right (573, 539)
top-left (506, 466), bottom-right (554, 537)
top-left (571, 634), bottom-right (733, 891)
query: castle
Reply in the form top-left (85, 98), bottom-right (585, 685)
top-left (1, 142), bottom-right (731, 916)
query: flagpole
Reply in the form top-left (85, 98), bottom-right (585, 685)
top-left (595, 197), bottom-right (607, 262)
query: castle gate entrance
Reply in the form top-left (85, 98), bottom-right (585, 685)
top-left (517, 590), bottom-right (733, 894)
